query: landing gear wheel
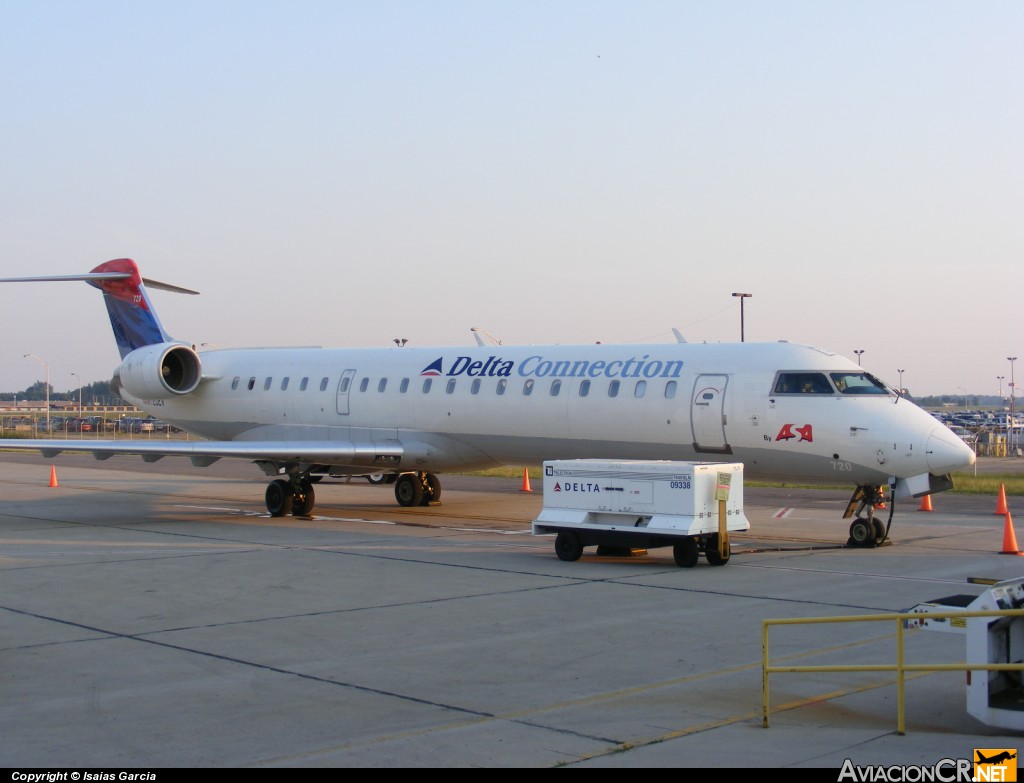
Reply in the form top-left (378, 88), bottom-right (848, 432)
top-left (849, 517), bottom-right (876, 546)
top-left (704, 533), bottom-right (731, 565)
top-left (394, 474), bottom-right (423, 507)
top-left (421, 473), bottom-right (441, 505)
top-left (265, 479), bottom-right (294, 517)
top-left (294, 479), bottom-right (315, 516)
top-left (872, 518), bottom-right (886, 543)
top-left (366, 472), bottom-right (386, 485)
top-left (673, 538), bottom-right (699, 568)
top-left (554, 531), bottom-right (583, 562)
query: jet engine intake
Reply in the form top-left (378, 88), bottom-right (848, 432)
top-left (116, 342), bottom-right (202, 399)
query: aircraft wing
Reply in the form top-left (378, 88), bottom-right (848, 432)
top-left (0, 438), bottom-right (403, 470)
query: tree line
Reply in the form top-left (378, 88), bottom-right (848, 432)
top-left (1, 380), bottom-right (120, 406)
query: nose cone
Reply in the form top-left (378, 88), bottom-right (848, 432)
top-left (927, 428), bottom-right (976, 473)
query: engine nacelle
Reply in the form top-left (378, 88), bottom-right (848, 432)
top-left (116, 342), bottom-right (202, 400)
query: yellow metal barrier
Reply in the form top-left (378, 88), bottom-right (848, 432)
top-left (762, 609), bottom-right (1024, 734)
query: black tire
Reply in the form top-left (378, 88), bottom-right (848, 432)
top-left (421, 472), bottom-right (441, 505)
top-left (704, 533), bottom-right (731, 566)
top-left (872, 518), bottom-right (886, 542)
top-left (265, 479), bottom-right (294, 517)
top-left (294, 479), bottom-right (315, 516)
top-left (554, 531), bottom-right (583, 562)
top-left (394, 474), bottom-right (423, 507)
top-left (365, 472), bottom-right (386, 485)
top-left (848, 518), bottom-right (875, 546)
top-left (673, 539), bottom-right (699, 568)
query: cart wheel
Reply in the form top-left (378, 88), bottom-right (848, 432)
top-left (673, 539), bottom-right (699, 568)
top-left (704, 533), bottom-right (730, 566)
top-left (554, 532), bottom-right (583, 562)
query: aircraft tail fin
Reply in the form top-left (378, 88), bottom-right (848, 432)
top-left (0, 258), bottom-right (198, 359)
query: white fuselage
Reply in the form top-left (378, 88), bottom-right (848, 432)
top-left (123, 340), bottom-right (974, 492)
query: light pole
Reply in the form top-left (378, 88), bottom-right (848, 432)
top-left (897, 369), bottom-right (905, 396)
top-left (1009, 357), bottom-right (1018, 452)
top-left (998, 376), bottom-right (1005, 403)
top-left (854, 349), bottom-right (864, 366)
top-left (70, 372), bottom-right (83, 418)
top-left (957, 386), bottom-right (967, 409)
top-left (23, 353), bottom-right (50, 434)
top-left (731, 293), bottom-right (751, 342)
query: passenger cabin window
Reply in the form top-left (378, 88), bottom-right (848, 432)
top-left (400, 378), bottom-right (410, 393)
top-left (523, 379), bottom-right (534, 396)
top-left (773, 372), bottom-right (833, 394)
top-left (634, 380), bottom-right (647, 398)
top-left (359, 378), bottom-right (369, 392)
top-left (471, 379), bottom-right (481, 394)
top-left (422, 378), bottom-right (432, 393)
top-left (496, 379), bottom-right (507, 395)
top-left (665, 380), bottom-right (677, 399)
top-left (608, 380), bottom-right (620, 398)
top-left (247, 377), bottom-right (256, 391)
top-left (320, 377), bottom-right (329, 392)
top-left (264, 377), bottom-right (272, 391)
top-left (830, 371), bottom-right (890, 395)
top-left (378, 378), bottom-right (387, 393)
top-left (579, 380), bottom-right (590, 397)
top-left (446, 379), bottom-right (456, 394)
top-left (281, 377), bottom-right (289, 391)
top-left (300, 377), bottom-right (309, 391)
top-left (550, 379), bottom-right (561, 396)
top-left (231, 377), bottom-right (240, 390)
top-left (339, 377), bottom-right (350, 393)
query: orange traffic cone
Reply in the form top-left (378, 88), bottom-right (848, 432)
top-left (995, 484), bottom-right (1009, 515)
top-left (520, 467), bottom-right (532, 493)
top-left (1000, 512), bottom-right (1022, 556)
top-left (918, 495), bottom-right (933, 512)
top-left (48, 465), bottom-right (59, 488)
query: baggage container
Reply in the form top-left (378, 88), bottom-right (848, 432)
top-left (531, 460), bottom-right (749, 567)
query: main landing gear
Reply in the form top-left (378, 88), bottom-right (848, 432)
top-left (844, 484), bottom-right (893, 548)
top-left (265, 476), bottom-right (316, 517)
top-left (393, 472), bottom-right (442, 507)
top-left (261, 470), bottom-right (442, 516)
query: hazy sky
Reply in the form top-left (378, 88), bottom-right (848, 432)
top-left (2, 1), bottom-right (1021, 398)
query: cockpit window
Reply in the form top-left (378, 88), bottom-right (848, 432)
top-left (830, 371), bottom-right (890, 395)
top-left (773, 372), bottom-right (833, 394)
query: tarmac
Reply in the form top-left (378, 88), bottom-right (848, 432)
top-left (1, 452), bottom-right (1023, 769)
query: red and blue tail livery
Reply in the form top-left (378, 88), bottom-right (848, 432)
top-left (88, 259), bottom-right (172, 359)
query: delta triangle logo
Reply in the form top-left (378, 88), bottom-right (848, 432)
top-left (420, 358), bottom-right (443, 376)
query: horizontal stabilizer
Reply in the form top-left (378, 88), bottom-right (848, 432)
top-left (0, 271), bottom-right (199, 295)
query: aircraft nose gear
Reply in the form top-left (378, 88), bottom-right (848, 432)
top-left (265, 476), bottom-right (316, 517)
top-left (845, 484), bottom-right (893, 547)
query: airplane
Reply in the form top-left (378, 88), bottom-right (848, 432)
top-left (0, 258), bottom-right (976, 546)
top-left (977, 751), bottom-right (1017, 765)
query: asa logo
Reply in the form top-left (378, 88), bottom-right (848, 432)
top-left (776, 423), bottom-right (813, 442)
top-left (975, 749), bottom-right (1017, 782)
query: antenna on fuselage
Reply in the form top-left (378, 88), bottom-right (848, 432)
top-left (471, 327), bottom-right (502, 346)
